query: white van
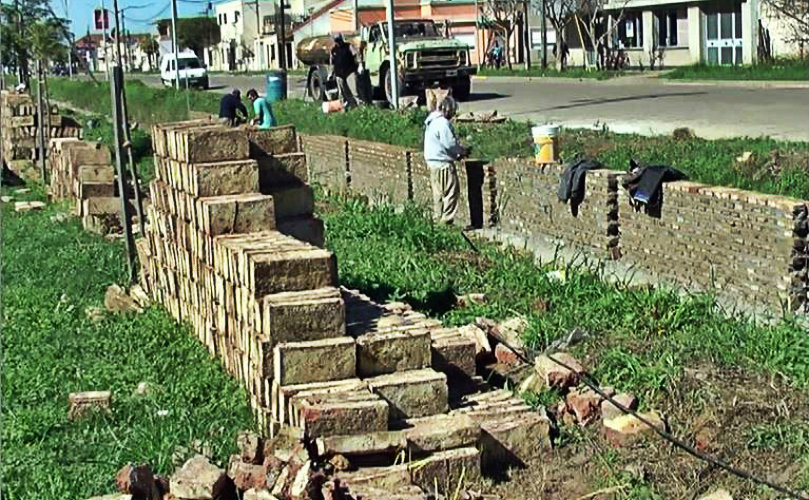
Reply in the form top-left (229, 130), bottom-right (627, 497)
top-left (160, 52), bottom-right (209, 89)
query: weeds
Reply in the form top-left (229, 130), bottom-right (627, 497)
top-left (477, 66), bottom-right (626, 80)
top-left (1, 191), bottom-right (253, 500)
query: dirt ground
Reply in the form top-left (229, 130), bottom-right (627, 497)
top-left (479, 359), bottom-right (809, 500)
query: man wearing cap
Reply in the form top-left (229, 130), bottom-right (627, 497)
top-left (219, 89), bottom-right (248, 126)
top-left (423, 96), bottom-right (469, 225)
top-left (330, 34), bottom-right (358, 109)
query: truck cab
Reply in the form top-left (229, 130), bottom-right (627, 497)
top-left (298, 19), bottom-right (475, 105)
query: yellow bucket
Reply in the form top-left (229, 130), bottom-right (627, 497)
top-left (532, 124), bottom-right (560, 164)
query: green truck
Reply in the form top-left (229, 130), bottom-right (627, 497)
top-left (296, 19), bottom-right (476, 105)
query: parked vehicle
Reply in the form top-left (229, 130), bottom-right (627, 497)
top-left (160, 52), bottom-right (209, 89)
top-left (297, 19), bottom-right (475, 105)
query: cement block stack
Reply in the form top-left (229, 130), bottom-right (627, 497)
top-left (1, 90), bottom-right (81, 180)
top-left (140, 120), bottom-right (552, 494)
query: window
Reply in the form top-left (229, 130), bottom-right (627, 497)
top-left (234, 11), bottom-right (240, 23)
top-left (617, 12), bottom-right (643, 48)
top-left (369, 25), bottom-right (381, 43)
top-left (655, 10), bottom-right (682, 47)
top-left (223, 13), bottom-right (228, 24)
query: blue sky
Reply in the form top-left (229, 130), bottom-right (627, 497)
top-left (51, 0), bottom-right (215, 36)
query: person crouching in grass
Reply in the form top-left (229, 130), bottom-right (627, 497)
top-left (423, 96), bottom-right (469, 225)
top-left (246, 88), bottom-right (277, 129)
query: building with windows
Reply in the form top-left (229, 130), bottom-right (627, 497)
top-left (599, 0), bottom-right (803, 67)
top-left (207, 0), bottom-right (278, 71)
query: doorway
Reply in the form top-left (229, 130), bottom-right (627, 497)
top-left (704, 2), bottom-right (743, 64)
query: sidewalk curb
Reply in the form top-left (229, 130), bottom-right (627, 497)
top-left (658, 78), bottom-right (809, 89)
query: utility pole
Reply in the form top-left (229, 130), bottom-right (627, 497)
top-left (354, 0), bottom-right (359, 30)
top-left (110, 0), bottom-right (136, 281)
top-left (101, 0), bottom-right (110, 80)
top-left (279, 0), bottom-right (286, 69)
top-left (474, 0), bottom-right (480, 69)
top-left (385, 0), bottom-right (398, 109)
top-left (540, 0), bottom-right (547, 68)
top-left (35, 60), bottom-right (46, 181)
top-left (523, 0), bottom-right (530, 70)
top-left (66, 0), bottom-right (74, 77)
top-left (170, 0), bottom-right (181, 88)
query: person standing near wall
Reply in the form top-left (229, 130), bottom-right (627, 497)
top-left (423, 96), bottom-right (469, 225)
top-left (330, 34), bottom-right (359, 109)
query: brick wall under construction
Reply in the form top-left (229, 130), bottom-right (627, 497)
top-left (301, 134), bottom-right (808, 313)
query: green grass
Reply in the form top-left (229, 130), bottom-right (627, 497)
top-left (663, 58), bottom-right (809, 81)
top-left (478, 66), bottom-right (626, 80)
top-left (46, 78), bottom-right (809, 199)
top-left (1, 188), bottom-right (254, 500)
top-left (322, 197), bottom-right (809, 392)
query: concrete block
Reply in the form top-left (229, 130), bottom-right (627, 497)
top-left (356, 328), bottom-right (431, 377)
top-left (248, 125), bottom-right (297, 157)
top-left (273, 337), bottom-right (356, 385)
top-left (410, 447), bottom-right (481, 492)
top-left (183, 127), bottom-right (250, 163)
top-left (191, 159), bottom-right (259, 197)
top-left (198, 193), bottom-right (275, 235)
top-left (258, 152), bottom-right (308, 188)
top-left (317, 429), bottom-right (407, 456)
top-left (266, 183), bottom-right (314, 219)
top-left (274, 378), bottom-right (365, 424)
top-left (78, 182), bottom-right (115, 199)
top-left (403, 413), bottom-right (480, 453)
top-left (430, 328), bottom-right (477, 379)
top-left (250, 248), bottom-right (337, 297)
top-left (276, 216), bottom-right (325, 247)
top-left (262, 287), bottom-right (345, 344)
top-left (367, 368), bottom-right (448, 420)
top-left (297, 393), bottom-right (389, 437)
top-left (480, 411), bottom-right (552, 470)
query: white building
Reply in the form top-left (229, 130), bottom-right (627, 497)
top-left (208, 0), bottom-right (278, 71)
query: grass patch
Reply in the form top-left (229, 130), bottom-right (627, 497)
top-left (663, 59), bottom-right (809, 81)
top-left (1, 188), bottom-right (254, 500)
top-left (478, 66), bottom-right (626, 80)
top-left (322, 196), bottom-right (809, 393)
top-left (47, 78), bottom-right (809, 199)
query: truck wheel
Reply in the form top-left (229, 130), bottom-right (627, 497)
top-left (383, 66), bottom-right (405, 107)
top-left (308, 69), bottom-right (328, 101)
top-left (452, 77), bottom-right (471, 101)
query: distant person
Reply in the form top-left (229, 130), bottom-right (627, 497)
top-left (330, 34), bottom-right (358, 109)
top-left (218, 88), bottom-right (248, 126)
top-left (423, 96), bottom-right (468, 225)
top-left (246, 88), bottom-right (277, 129)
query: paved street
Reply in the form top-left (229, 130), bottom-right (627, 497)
top-left (138, 73), bottom-right (809, 141)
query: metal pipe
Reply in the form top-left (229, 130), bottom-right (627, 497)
top-left (171, 0), bottom-right (181, 88)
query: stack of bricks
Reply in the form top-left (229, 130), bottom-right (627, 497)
top-left (619, 182), bottom-right (809, 310)
top-left (141, 120), bottom-right (333, 433)
top-left (46, 137), bottom-right (133, 231)
top-left (1, 90), bottom-right (81, 180)
top-left (493, 159), bottom-right (621, 258)
top-left (141, 121), bottom-right (550, 492)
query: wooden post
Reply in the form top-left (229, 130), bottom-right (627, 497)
top-left (35, 60), bottom-right (47, 182)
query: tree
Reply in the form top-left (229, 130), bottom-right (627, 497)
top-left (762, 0), bottom-right (809, 47)
top-left (0, 0), bottom-right (68, 85)
top-left (157, 17), bottom-right (220, 58)
top-left (577, 0), bottom-right (629, 70)
top-left (139, 37), bottom-right (159, 71)
top-left (539, 0), bottom-right (579, 70)
top-left (481, 0), bottom-right (523, 70)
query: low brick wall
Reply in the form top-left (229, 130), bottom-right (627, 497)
top-left (301, 134), bottom-right (348, 193)
top-left (349, 139), bottom-right (410, 205)
top-left (619, 182), bottom-right (808, 310)
top-left (299, 133), bottom-right (809, 312)
top-left (494, 158), bottom-right (620, 258)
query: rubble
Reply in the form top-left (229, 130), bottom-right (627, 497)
top-left (104, 284), bottom-right (143, 314)
top-left (600, 393), bottom-right (638, 420)
top-left (603, 411), bottom-right (666, 446)
top-left (14, 200), bottom-right (46, 212)
top-left (170, 455), bottom-right (235, 500)
top-left (697, 489), bottom-right (733, 500)
top-left (533, 353), bottom-right (584, 390)
top-left (68, 391), bottom-right (111, 420)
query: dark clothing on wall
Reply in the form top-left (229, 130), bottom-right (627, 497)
top-left (558, 157), bottom-right (603, 216)
top-left (622, 159), bottom-right (687, 217)
top-left (331, 42), bottom-right (358, 79)
top-left (219, 93), bottom-right (248, 120)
